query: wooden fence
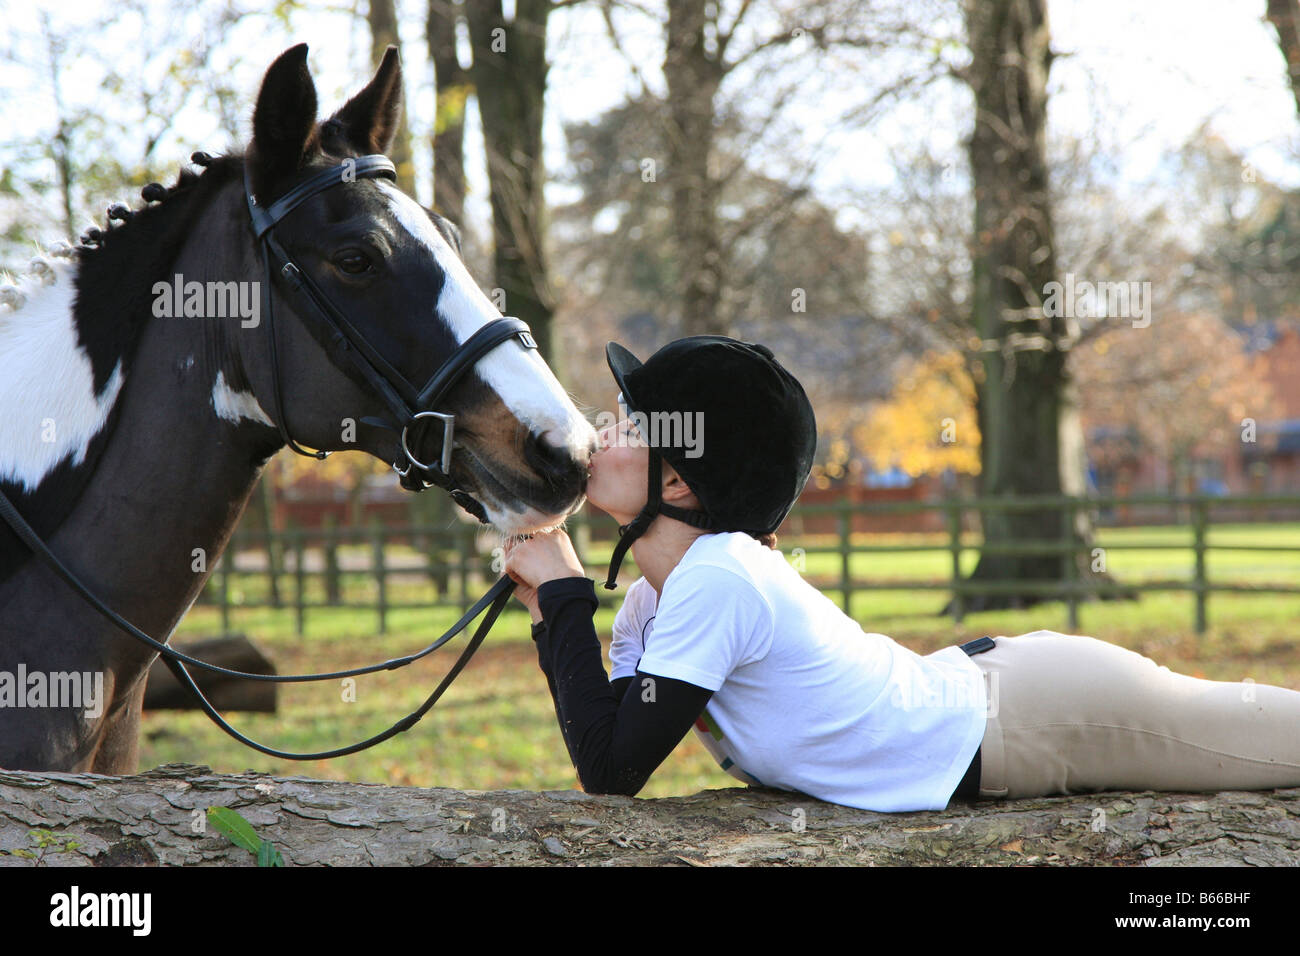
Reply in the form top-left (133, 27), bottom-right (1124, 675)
top-left (787, 493), bottom-right (1300, 633)
top-left (201, 493), bottom-right (1300, 636)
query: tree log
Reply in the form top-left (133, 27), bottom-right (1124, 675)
top-left (0, 764), bottom-right (1296, 866)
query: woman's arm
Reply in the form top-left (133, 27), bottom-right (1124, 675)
top-left (533, 577), bottom-right (712, 795)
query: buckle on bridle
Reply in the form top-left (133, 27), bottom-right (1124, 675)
top-left (400, 410), bottom-right (456, 480)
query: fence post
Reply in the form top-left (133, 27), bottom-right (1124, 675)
top-left (258, 476), bottom-right (283, 608)
top-left (425, 526), bottom-right (446, 600)
top-left (372, 515), bottom-right (387, 634)
top-left (1193, 497), bottom-right (1208, 634)
top-left (838, 500), bottom-right (851, 613)
top-left (572, 509), bottom-right (591, 571)
top-left (459, 525), bottom-right (471, 615)
top-left (291, 518), bottom-right (305, 636)
top-left (947, 499), bottom-right (964, 624)
top-left (1064, 498), bottom-right (1079, 632)
top-left (323, 513), bottom-right (341, 605)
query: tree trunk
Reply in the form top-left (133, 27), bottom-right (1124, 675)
top-left (464, 0), bottom-right (558, 367)
top-left (1268, 0), bottom-right (1300, 119)
top-left (957, 0), bottom-right (1112, 611)
top-left (664, 0), bottom-right (726, 336)
top-left (2, 764), bottom-right (1296, 866)
top-left (428, 0), bottom-right (469, 226)
top-left (40, 14), bottom-right (75, 240)
top-left (368, 0), bottom-right (418, 194)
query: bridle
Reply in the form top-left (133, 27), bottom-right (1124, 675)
top-left (0, 153), bottom-right (542, 760)
top-left (245, 153), bottom-right (539, 519)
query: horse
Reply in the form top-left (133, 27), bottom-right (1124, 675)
top-left (0, 44), bottom-right (597, 773)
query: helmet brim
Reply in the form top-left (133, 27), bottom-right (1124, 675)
top-left (605, 342), bottom-right (645, 414)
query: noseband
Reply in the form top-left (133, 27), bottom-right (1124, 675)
top-left (245, 155), bottom-right (538, 520)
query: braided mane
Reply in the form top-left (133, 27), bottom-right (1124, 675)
top-left (67, 154), bottom-right (245, 393)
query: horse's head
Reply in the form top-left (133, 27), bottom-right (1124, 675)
top-left (235, 44), bottom-right (594, 534)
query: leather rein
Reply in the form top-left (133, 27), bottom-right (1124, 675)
top-left (0, 154), bottom-right (536, 760)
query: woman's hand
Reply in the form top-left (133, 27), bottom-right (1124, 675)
top-left (503, 529), bottom-right (586, 623)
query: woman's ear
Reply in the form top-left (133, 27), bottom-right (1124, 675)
top-left (661, 462), bottom-right (700, 508)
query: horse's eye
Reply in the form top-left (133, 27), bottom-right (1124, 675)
top-left (336, 251), bottom-right (372, 275)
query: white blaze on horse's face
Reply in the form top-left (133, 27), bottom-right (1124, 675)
top-left (375, 181), bottom-right (596, 532)
top-left (0, 258), bottom-right (127, 492)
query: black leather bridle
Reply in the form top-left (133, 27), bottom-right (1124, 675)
top-left (0, 154), bottom-right (541, 760)
top-left (245, 154), bottom-right (539, 520)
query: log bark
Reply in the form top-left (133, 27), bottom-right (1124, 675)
top-left (1, 764), bottom-right (1297, 866)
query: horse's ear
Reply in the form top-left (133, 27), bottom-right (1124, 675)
top-left (249, 44), bottom-right (319, 198)
top-left (324, 45), bottom-right (403, 155)
top-left (431, 211), bottom-right (463, 257)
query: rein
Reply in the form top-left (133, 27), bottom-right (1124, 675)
top-left (0, 491), bottom-right (515, 759)
top-left (0, 153), bottom-right (541, 760)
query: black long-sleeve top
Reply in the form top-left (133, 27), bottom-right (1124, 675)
top-left (532, 577), bottom-right (713, 796)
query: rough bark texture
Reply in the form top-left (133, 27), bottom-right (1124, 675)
top-left (428, 0), bottom-right (469, 226)
top-left (959, 0), bottom-right (1108, 611)
top-left (664, 0), bottom-right (726, 337)
top-left (2, 764), bottom-right (1297, 866)
top-left (465, 0), bottom-right (558, 365)
top-left (1268, 0), bottom-right (1300, 120)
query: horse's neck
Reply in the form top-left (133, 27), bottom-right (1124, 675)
top-left (40, 226), bottom-right (278, 676)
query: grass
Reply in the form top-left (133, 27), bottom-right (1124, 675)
top-left (140, 522), bottom-right (1300, 798)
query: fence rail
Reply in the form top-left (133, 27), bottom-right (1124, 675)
top-left (201, 493), bottom-right (1300, 636)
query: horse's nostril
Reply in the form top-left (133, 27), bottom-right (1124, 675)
top-left (526, 429), bottom-right (586, 488)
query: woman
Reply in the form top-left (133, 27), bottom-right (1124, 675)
top-left (504, 336), bottom-right (1300, 812)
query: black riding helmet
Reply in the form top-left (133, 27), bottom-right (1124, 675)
top-left (602, 336), bottom-right (818, 589)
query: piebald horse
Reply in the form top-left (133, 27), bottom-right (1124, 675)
top-left (0, 45), bottom-right (596, 772)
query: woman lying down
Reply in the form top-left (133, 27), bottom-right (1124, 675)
top-left (504, 336), bottom-right (1300, 812)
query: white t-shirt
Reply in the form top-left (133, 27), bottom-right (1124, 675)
top-left (609, 532), bottom-right (988, 812)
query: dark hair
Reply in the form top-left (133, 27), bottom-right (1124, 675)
top-left (749, 531), bottom-right (779, 550)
